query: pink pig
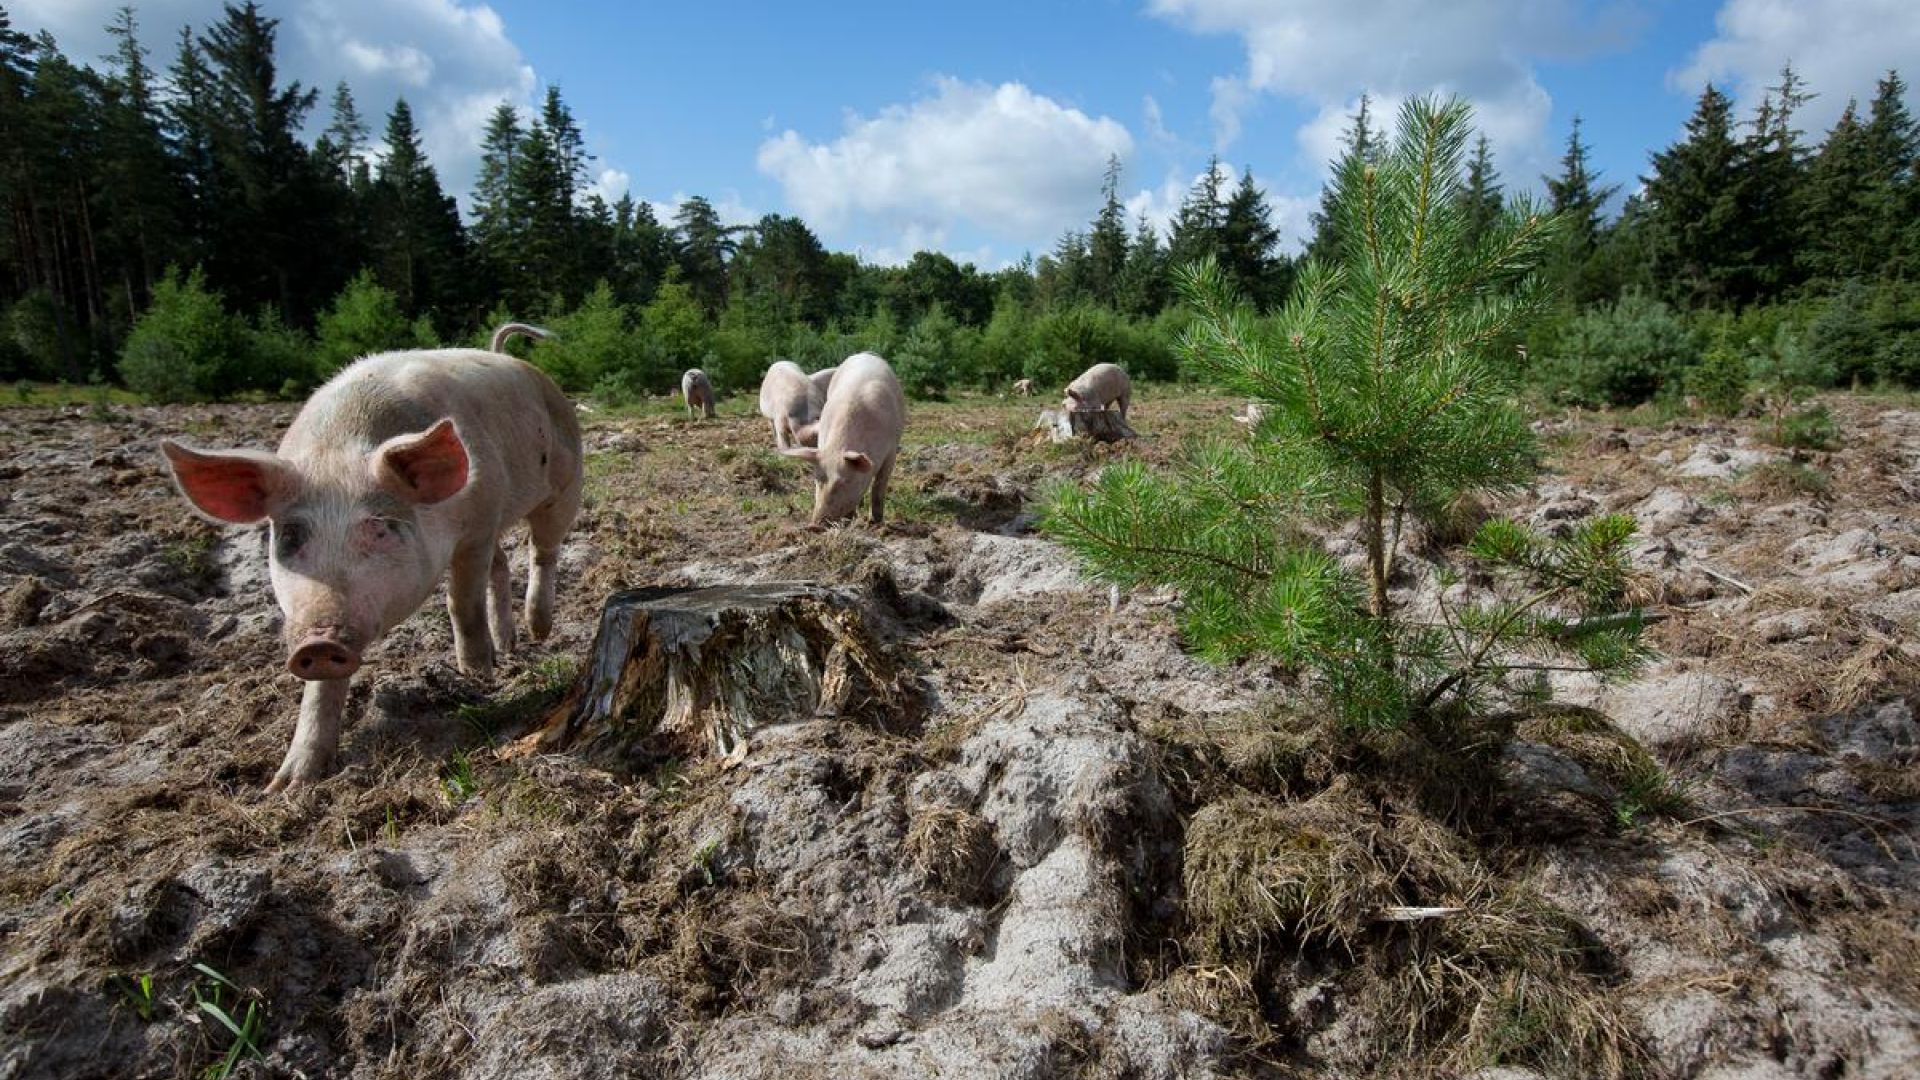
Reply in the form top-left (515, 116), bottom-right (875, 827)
top-left (158, 325), bottom-right (583, 791)
top-left (758, 360), bottom-right (815, 450)
top-left (1062, 362), bottom-right (1131, 420)
top-left (681, 368), bottom-right (716, 419)
top-left (781, 352), bottom-right (904, 526)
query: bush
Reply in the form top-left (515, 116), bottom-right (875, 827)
top-left (119, 267), bottom-right (248, 403)
top-left (315, 270), bottom-right (418, 378)
top-left (5, 290), bottom-right (80, 381)
top-left (244, 308), bottom-right (317, 396)
top-left (639, 278), bottom-right (712, 382)
top-left (1805, 279), bottom-right (1878, 388)
top-left (893, 305), bottom-right (970, 399)
top-left (1767, 404), bottom-right (1840, 451)
top-left (533, 281), bottom-right (637, 392)
top-left (1532, 292), bottom-right (1694, 407)
top-left (1027, 304), bottom-right (1174, 390)
top-left (1688, 330), bottom-right (1747, 416)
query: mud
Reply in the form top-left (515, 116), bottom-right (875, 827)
top-left (0, 393), bottom-right (1915, 1078)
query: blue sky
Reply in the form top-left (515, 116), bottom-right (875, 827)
top-left (15, 1), bottom-right (1919, 267)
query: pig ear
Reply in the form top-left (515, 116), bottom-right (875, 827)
top-left (842, 451), bottom-right (873, 473)
top-left (780, 446), bottom-right (821, 464)
top-left (159, 441), bottom-right (297, 525)
top-left (1065, 388), bottom-right (1081, 401)
top-left (376, 418), bottom-right (470, 505)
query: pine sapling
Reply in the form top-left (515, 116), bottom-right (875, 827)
top-left (1044, 97), bottom-right (1650, 731)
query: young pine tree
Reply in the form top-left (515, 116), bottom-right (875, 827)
top-left (1044, 97), bottom-right (1649, 730)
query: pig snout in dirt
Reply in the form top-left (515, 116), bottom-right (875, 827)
top-left (759, 360), bottom-right (816, 450)
top-left (780, 352), bottom-right (904, 527)
top-left (682, 368), bottom-right (717, 419)
top-left (158, 339), bottom-right (584, 792)
top-left (1062, 363), bottom-right (1131, 420)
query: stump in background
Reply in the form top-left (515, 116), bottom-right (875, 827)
top-left (1035, 407), bottom-right (1137, 443)
top-left (517, 583), bottom-right (917, 765)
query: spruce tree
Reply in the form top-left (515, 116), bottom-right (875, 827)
top-left (1800, 101), bottom-right (1875, 281)
top-left (673, 195), bottom-right (734, 316)
top-left (370, 98), bottom-right (468, 321)
top-left (1218, 168), bottom-right (1283, 309)
top-left (1542, 117), bottom-right (1619, 306)
top-left (1044, 97), bottom-right (1645, 730)
top-left (1087, 154), bottom-right (1129, 306)
top-left (1306, 94), bottom-right (1377, 266)
top-left (1458, 134), bottom-right (1504, 251)
top-left (1740, 65), bottom-right (1813, 300)
top-left (1862, 71), bottom-right (1917, 278)
top-left (1643, 84), bottom-right (1743, 307)
top-left (1167, 155), bottom-right (1225, 273)
top-left (1116, 212), bottom-right (1169, 318)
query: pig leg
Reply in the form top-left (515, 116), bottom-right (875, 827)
top-left (1116, 390), bottom-right (1131, 421)
top-left (773, 417), bottom-right (790, 450)
top-left (268, 677), bottom-right (351, 792)
top-left (488, 542), bottom-right (515, 655)
top-left (870, 451), bottom-right (897, 525)
top-left (447, 543), bottom-right (496, 677)
top-left (525, 485), bottom-right (581, 641)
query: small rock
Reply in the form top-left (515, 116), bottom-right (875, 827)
top-left (1752, 608), bottom-right (1820, 643)
top-left (1637, 487), bottom-right (1704, 536)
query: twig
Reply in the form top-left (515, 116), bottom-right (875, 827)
top-left (1698, 564), bottom-right (1753, 594)
top-left (1377, 906), bottom-right (1465, 922)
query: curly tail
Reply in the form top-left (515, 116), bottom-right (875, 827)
top-left (488, 322), bottom-right (553, 352)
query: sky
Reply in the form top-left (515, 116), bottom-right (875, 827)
top-left (13, 0), bottom-right (1920, 269)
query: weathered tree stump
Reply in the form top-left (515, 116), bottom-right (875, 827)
top-left (516, 583), bottom-right (917, 765)
top-left (1035, 407), bottom-right (1136, 443)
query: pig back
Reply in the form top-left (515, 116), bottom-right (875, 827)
top-left (1067, 362), bottom-right (1129, 406)
top-left (759, 361), bottom-right (811, 424)
top-left (818, 353), bottom-right (904, 460)
top-left (283, 349), bottom-right (581, 526)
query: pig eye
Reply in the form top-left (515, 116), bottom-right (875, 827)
top-left (273, 521), bottom-right (309, 557)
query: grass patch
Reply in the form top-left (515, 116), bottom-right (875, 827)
top-left (190, 962), bottom-right (266, 1079)
top-left (1764, 404), bottom-right (1840, 451)
top-left (1735, 460), bottom-right (1831, 501)
top-left (1515, 706), bottom-right (1692, 829)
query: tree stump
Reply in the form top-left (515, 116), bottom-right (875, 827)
top-left (1035, 407), bottom-right (1137, 443)
top-left (514, 583), bottom-right (917, 766)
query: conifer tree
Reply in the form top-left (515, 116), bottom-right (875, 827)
top-left (1458, 134), bottom-right (1504, 251)
top-left (1218, 168), bottom-right (1283, 309)
top-left (1862, 71), bottom-right (1917, 277)
top-left (1542, 116), bottom-right (1619, 306)
top-left (1044, 98), bottom-right (1646, 730)
top-left (1800, 101), bottom-right (1875, 281)
top-left (1306, 93), bottom-right (1377, 266)
top-left (1167, 155), bottom-right (1226, 273)
top-left (673, 195), bottom-right (734, 316)
top-left (1643, 84), bottom-right (1743, 307)
top-left (1116, 212), bottom-right (1168, 317)
top-left (369, 98), bottom-right (468, 321)
top-left (1087, 154), bottom-right (1130, 307)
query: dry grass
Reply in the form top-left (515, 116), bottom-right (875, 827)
top-left (904, 805), bottom-right (999, 901)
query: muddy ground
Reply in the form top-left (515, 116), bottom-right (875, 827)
top-left (0, 389), bottom-right (1916, 1079)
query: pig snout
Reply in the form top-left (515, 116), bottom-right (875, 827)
top-left (288, 626), bottom-right (362, 680)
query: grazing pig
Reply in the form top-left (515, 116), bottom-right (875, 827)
top-left (780, 352), bottom-right (904, 526)
top-left (758, 360), bottom-right (814, 449)
top-left (1012, 378), bottom-right (1034, 397)
top-left (1063, 363), bottom-right (1131, 420)
top-left (158, 326), bottom-right (584, 791)
top-left (807, 366), bottom-right (838, 421)
top-left (682, 368), bottom-right (717, 419)
top-left (1234, 401), bottom-right (1268, 427)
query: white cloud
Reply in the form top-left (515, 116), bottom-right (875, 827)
top-left (1148, 0), bottom-right (1614, 182)
top-left (10, 0), bottom-right (551, 210)
top-left (757, 76), bottom-right (1134, 255)
top-left (590, 168), bottom-right (632, 204)
top-left (1675, 0), bottom-right (1920, 135)
top-left (641, 193), bottom-right (761, 230)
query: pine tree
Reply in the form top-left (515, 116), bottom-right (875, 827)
top-left (1739, 64), bottom-right (1813, 300)
top-left (317, 82), bottom-right (369, 189)
top-left (1044, 98), bottom-right (1644, 731)
top-left (506, 116), bottom-right (571, 308)
top-left (673, 195), bottom-right (734, 316)
top-left (1087, 154), bottom-right (1129, 306)
top-left (471, 101), bottom-right (522, 250)
top-left (1643, 84), bottom-right (1743, 307)
top-left (98, 5), bottom-right (184, 310)
top-left (1306, 94), bottom-right (1378, 266)
top-left (1458, 134), bottom-right (1504, 251)
top-left (1862, 71), bottom-right (1918, 278)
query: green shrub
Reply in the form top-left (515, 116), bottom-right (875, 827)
top-left (1806, 280), bottom-right (1878, 388)
top-left (893, 305), bottom-right (969, 399)
top-left (1532, 292), bottom-right (1694, 407)
top-left (1027, 304), bottom-right (1174, 390)
top-left (1688, 330), bottom-right (1748, 416)
top-left (639, 278), bottom-right (712, 380)
top-left (244, 308), bottom-right (317, 396)
top-left (1767, 404), bottom-right (1840, 451)
top-left (5, 289), bottom-right (79, 381)
top-left (315, 270), bottom-right (417, 377)
top-left (532, 281), bottom-right (637, 391)
top-left (119, 267), bottom-right (248, 403)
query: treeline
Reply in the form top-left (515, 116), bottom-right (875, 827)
top-left (1, 2), bottom-right (1916, 406)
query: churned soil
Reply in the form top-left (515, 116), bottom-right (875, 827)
top-left (0, 389), bottom-right (1915, 1079)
